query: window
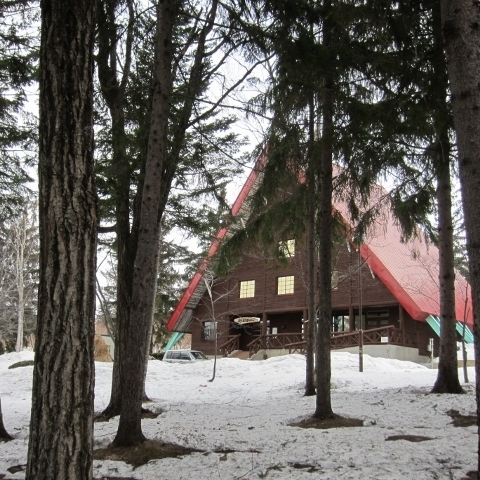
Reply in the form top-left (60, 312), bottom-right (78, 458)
top-left (279, 239), bottom-right (295, 257)
top-left (277, 275), bottom-right (294, 295)
top-left (366, 310), bottom-right (389, 328)
top-left (202, 321), bottom-right (216, 341)
top-left (239, 280), bottom-right (255, 298)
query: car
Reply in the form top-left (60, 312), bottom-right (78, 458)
top-left (162, 349), bottom-right (208, 363)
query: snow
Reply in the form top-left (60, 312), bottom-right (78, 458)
top-left (0, 348), bottom-right (477, 479)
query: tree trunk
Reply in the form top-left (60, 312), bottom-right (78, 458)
top-left (432, 160), bottom-right (463, 393)
top-left (440, 0), bottom-right (480, 471)
top-left (99, 0), bottom-right (151, 413)
top-left (26, 0), bottom-right (97, 477)
top-left (314, 0), bottom-right (335, 420)
top-left (305, 95), bottom-right (316, 397)
top-left (431, 1), bottom-right (463, 394)
top-left (15, 210), bottom-right (26, 353)
top-left (101, 0), bottom-right (218, 418)
top-left (0, 398), bottom-right (12, 441)
top-left (112, 0), bottom-right (179, 447)
top-left (96, 0), bottom-right (136, 419)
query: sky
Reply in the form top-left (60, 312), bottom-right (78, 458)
top-left (0, 348), bottom-right (477, 479)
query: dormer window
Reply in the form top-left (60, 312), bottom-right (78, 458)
top-left (279, 239), bottom-right (295, 257)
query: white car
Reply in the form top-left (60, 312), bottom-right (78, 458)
top-left (162, 349), bottom-right (208, 363)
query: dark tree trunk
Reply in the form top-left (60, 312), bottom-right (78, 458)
top-left (112, 0), bottom-right (179, 447)
top-left (305, 95), bottom-right (316, 397)
top-left (0, 398), bottom-right (12, 441)
top-left (305, 176), bottom-right (316, 396)
top-left (26, 0), bottom-right (97, 477)
top-left (96, 0), bottom-right (136, 418)
top-left (432, 160), bottom-right (463, 393)
top-left (314, 0), bottom-right (335, 420)
top-left (440, 0), bottom-right (480, 471)
top-left (431, 1), bottom-right (463, 394)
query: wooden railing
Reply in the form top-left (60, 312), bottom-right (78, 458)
top-left (247, 333), bottom-right (304, 358)
top-left (331, 326), bottom-right (395, 350)
top-left (219, 334), bottom-right (241, 357)
top-left (388, 328), bottom-right (418, 348)
top-left (286, 341), bottom-right (307, 355)
top-left (286, 326), bottom-right (421, 354)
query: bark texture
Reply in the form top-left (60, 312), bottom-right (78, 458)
top-left (314, 0), bottom-right (335, 420)
top-left (440, 0), bottom-right (480, 471)
top-left (305, 97), bottom-right (316, 397)
top-left (432, 160), bottom-right (463, 393)
top-left (26, 0), bottom-right (97, 477)
top-left (431, 1), bottom-right (463, 394)
top-left (112, 0), bottom-right (179, 447)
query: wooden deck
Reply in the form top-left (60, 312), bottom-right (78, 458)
top-left (287, 325), bottom-right (420, 355)
top-left (219, 326), bottom-right (423, 358)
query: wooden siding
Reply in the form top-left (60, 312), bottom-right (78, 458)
top-left (190, 237), bottom-right (437, 356)
top-left (332, 242), bottom-right (398, 309)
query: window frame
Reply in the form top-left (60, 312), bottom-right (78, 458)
top-left (239, 279), bottom-right (255, 298)
top-left (277, 275), bottom-right (295, 295)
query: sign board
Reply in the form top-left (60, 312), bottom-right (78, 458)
top-left (381, 336), bottom-right (389, 343)
top-left (234, 317), bottom-right (261, 325)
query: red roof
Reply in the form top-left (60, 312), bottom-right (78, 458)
top-left (359, 217), bottom-right (472, 324)
top-left (167, 164), bottom-right (473, 331)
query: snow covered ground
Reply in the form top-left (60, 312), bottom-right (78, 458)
top-left (0, 349), bottom-right (477, 479)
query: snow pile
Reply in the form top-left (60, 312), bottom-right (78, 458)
top-left (0, 350), bottom-right (477, 479)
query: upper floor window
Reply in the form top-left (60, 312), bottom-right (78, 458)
top-left (279, 239), bottom-right (295, 257)
top-left (277, 275), bottom-right (294, 295)
top-left (239, 280), bottom-right (255, 298)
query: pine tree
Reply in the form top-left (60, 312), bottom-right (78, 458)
top-left (440, 0), bottom-right (480, 472)
top-left (227, 0), bottom-right (408, 420)
top-left (95, 0), bottom-right (246, 420)
top-left (360, 0), bottom-right (463, 393)
top-left (0, 0), bottom-right (38, 218)
top-left (427, 0), bottom-right (462, 394)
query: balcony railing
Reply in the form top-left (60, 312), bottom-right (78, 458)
top-left (247, 333), bottom-right (304, 358)
top-left (285, 326), bottom-right (420, 354)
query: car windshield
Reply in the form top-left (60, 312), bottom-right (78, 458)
top-left (191, 351), bottom-right (207, 360)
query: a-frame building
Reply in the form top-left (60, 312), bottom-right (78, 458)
top-left (166, 159), bottom-right (473, 362)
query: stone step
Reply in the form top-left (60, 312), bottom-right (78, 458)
top-left (231, 350), bottom-right (250, 360)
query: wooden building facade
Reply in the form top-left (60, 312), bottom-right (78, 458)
top-left (166, 160), bottom-right (473, 361)
top-left (187, 238), bottom-right (439, 359)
